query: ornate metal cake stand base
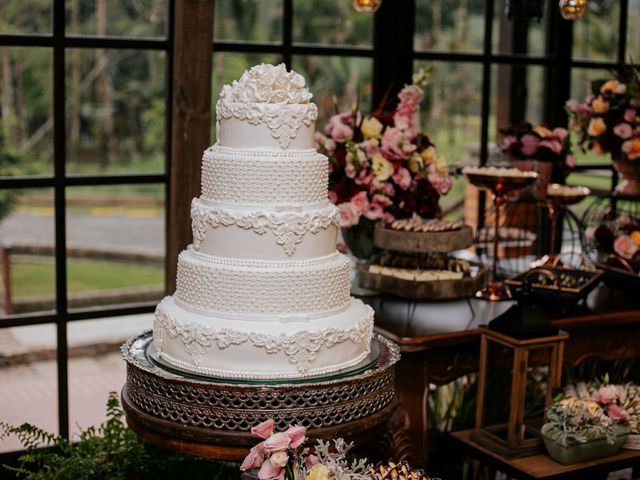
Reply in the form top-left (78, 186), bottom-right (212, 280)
top-left (121, 331), bottom-right (400, 460)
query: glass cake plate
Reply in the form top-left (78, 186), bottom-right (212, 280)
top-left (146, 340), bottom-right (381, 386)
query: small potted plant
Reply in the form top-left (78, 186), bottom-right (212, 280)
top-left (540, 397), bottom-right (631, 464)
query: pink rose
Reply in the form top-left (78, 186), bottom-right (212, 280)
top-left (605, 404), bottom-right (631, 422)
top-left (614, 235), bottom-right (639, 260)
top-left (372, 193), bottom-right (392, 208)
top-left (624, 108), bottom-right (637, 123)
top-left (351, 191), bottom-right (369, 213)
top-left (263, 432), bottom-right (291, 453)
top-left (392, 167), bottom-right (412, 190)
top-left (364, 203), bottom-right (383, 220)
top-left (428, 173), bottom-right (452, 195)
top-left (258, 458), bottom-right (285, 480)
top-left (338, 202), bottom-right (361, 228)
top-left (539, 139), bottom-right (562, 155)
top-left (613, 123), bottom-right (634, 140)
top-left (284, 426), bottom-right (306, 449)
top-left (553, 127), bottom-right (569, 143)
top-left (304, 454), bottom-right (319, 470)
top-left (598, 385), bottom-right (619, 405)
top-left (520, 134), bottom-right (540, 156)
top-left (251, 419), bottom-right (275, 440)
top-left (240, 442), bottom-right (266, 471)
top-left (565, 155), bottom-right (576, 168)
top-left (328, 190), bottom-right (338, 204)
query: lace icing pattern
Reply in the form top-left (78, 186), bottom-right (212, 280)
top-left (201, 152), bottom-right (328, 205)
top-left (191, 200), bottom-right (340, 256)
top-left (175, 251), bottom-right (351, 315)
top-left (216, 101), bottom-right (318, 149)
top-left (153, 306), bottom-right (373, 373)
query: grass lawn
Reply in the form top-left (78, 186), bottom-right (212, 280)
top-left (10, 257), bottom-right (164, 299)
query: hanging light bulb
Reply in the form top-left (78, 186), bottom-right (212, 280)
top-left (353, 0), bottom-right (382, 13)
top-left (559, 0), bottom-right (587, 20)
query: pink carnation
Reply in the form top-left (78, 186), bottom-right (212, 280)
top-left (351, 190), bottom-right (369, 213)
top-left (392, 167), bottom-right (412, 190)
top-left (614, 234), bottom-right (639, 259)
top-left (338, 202), bottom-right (361, 228)
top-left (251, 419), bottom-right (275, 440)
top-left (520, 134), bottom-right (540, 156)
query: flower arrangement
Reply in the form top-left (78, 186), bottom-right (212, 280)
top-left (540, 397), bottom-right (629, 447)
top-left (315, 68), bottom-right (452, 232)
top-left (586, 212), bottom-right (640, 271)
top-left (565, 71), bottom-right (640, 162)
top-left (240, 420), bottom-right (437, 480)
top-left (499, 122), bottom-right (575, 178)
top-left (240, 420), bottom-right (370, 480)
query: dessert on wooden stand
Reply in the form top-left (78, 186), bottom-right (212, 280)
top-left (121, 64), bottom-right (399, 459)
top-left (358, 213), bottom-right (488, 299)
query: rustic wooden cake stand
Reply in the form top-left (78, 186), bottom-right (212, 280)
top-left (121, 331), bottom-right (400, 460)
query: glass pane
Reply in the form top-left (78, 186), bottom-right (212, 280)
top-left (65, 0), bottom-right (166, 38)
top-left (292, 55), bottom-right (373, 128)
top-left (0, 324), bottom-right (57, 453)
top-left (481, 340), bottom-right (514, 436)
top-left (0, 0), bottom-right (52, 34)
top-left (293, 0), bottom-right (373, 47)
top-left (415, 0), bottom-right (484, 53)
top-left (214, 0), bottom-right (282, 43)
top-left (492, 0), bottom-right (547, 56)
top-left (68, 314), bottom-right (152, 436)
top-left (0, 47), bottom-right (54, 176)
top-left (525, 348), bottom-right (551, 431)
top-left (627, 0), bottom-right (640, 62)
top-left (0, 188), bottom-right (56, 317)
top-left (65, 49), bottom-right (166, 175)
top-left (65, 185), bottom-right (165, 309)
top-left (572, 0), bottom-right (619, 61)
top-left (211, 52), bottom-right (281, 141)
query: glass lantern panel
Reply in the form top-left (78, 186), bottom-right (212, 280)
top-left (524, 346), bottom-right (553, 435)
top-left (481, 339), bottom-right (515, 441)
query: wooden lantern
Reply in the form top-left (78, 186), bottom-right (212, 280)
top-left (472, 326), bottom-right (568, 458)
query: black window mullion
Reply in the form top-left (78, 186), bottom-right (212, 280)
top-left (52, 0), bottom-right (69, 441)
top-left (282, 0), bottom-right (293, 68)
top-left (618, 0), bottom-right (629, 68)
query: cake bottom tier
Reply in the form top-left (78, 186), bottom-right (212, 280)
top-left (152, 296), bottom-right (374, 380)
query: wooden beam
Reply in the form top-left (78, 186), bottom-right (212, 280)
top-left (166, 0), bottom-right (214, 294)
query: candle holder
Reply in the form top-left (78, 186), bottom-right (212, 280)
top-left (464, 168), bottom-right (537, 301)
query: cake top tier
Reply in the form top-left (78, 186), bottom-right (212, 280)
top-left (215, 64), bottom-right (318, 150)
top-left (219, 63), bottom-right (313, 105)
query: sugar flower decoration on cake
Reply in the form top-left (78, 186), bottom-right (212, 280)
top-left (220, 63), bottom-right (313, 105)
top-left (317, 66), bottom-right (452, 229)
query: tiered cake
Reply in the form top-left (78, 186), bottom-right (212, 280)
top-left (153, 64), bottom-right (374, 380)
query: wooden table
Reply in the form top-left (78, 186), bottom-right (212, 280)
top-left (448, 429), bottom-right (640, 480)
top-left (368, 284), bottom-right (640, 467)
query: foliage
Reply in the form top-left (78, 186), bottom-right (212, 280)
top-left (0, 128), bottom-right (20, 222)
top-left (540, 398), bottom-right (628, 447)
top-left (0, 392), bottom-right (238, 480)
top-left (427, 375), bottom-right (477, 433)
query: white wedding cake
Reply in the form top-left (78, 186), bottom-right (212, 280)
top-left (153, 64), bottom-right (374, 380)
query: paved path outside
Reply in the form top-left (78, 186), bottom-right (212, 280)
top-left (0, 210), bottom-right (164, 254)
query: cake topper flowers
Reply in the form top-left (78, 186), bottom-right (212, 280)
top-left (316, 67), bottom-right (452, 236)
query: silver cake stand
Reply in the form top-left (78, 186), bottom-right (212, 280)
top-left (121, 331), bottom-right (400, 460)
